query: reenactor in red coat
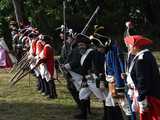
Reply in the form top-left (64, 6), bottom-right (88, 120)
top-left (35, 36), bottom-right (46, 94)
top-left (37, 35), bottom-right (57, 99)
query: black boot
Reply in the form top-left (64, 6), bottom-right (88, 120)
top-left (37, 76), bottom-right (42, 91)
top-left (102, 101), bottom-right (106, 120)
top-left (40, 79), bottom-right (46, 93)
top-left (113, 106), bottom-right (124, 120)
top-left (103, 106), bottom-right (124, 120)
top-left (74, 100), bottom-right (88, 120)
top-left (103, 106), bottom-right (114, 120)
top-left (42, 79), bottom-right (49, 96)
top-left (86, 98), bottom-right (91, 114)
top-left (48, 80), bottom-right (57, 99)
top-left (52, 80), bottom-right (57, 98)
top-left (67, 81), bottom-right (81, 108)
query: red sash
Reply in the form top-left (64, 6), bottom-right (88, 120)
top-left (140, 96), bottom-right (160, 120)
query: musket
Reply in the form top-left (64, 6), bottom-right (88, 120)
top-left (63, 0), bottom-right (67, 58)
top-left (13, 56), bottom-right (28, 73)
top-left (10, 65), bottom-right (36, 86)
top-left (10, 69), bottom-right (25, 84)
top-left (10, 52), bottom-right (28, 73)
top-left (10, 53), bottom-right (26, 73)
top-left (10, 55), bottom-right (40, 86)
top-left (11, 57), bottom-right (63, 86)
top-left (9, 61), bottom-right (30, 83)
top-left (56, 58), bottom-right (72, 80)
top-left (81, 6), bottom-right (100, 34)
top-left (16, 53), bottom-right (31, 70)
top-left (15, 57), bottom-right (36, 78)
top-left (57, 60), bottom-right (65, 76)
top-left (9, 59), bottom-right (31, 82)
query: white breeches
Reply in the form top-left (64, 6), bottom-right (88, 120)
top-left (30, 64), bottom-right (40, 77)
top-left (79, 80), bottom-right (108, 101)
top-left (38, 64), bottom-right (51, 82)
top-left (38, 64), bottom-right (45, 79)
top-left (105, 92), bottom-right (132, 116)
top-left (118, 96), bottom-right (132, 116)
top-left (69, 71), bottom-right (82, 91)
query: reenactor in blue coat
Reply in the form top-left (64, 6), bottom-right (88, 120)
top-left (105, 41), bottom-right (132, 120)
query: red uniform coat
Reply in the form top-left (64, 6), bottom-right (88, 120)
top-left (30, 39), bottom-right (37, 56)
top-left (43, 44), bottom-right (54, 77)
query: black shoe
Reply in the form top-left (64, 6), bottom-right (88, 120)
top-left (74, 100), bottom-right (88, 120)
top-left (48, 80), bottom-right (57, 99)
top-left (86, 99), bottom-right (91, 114)
top-left (74, 114), bottom-right (87, 120)
top-left (47, 94), bottom-right (57, 99)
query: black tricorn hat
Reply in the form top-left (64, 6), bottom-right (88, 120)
top-left (76, 33), bottom-right (91, 44)
top-left (90, 33), bottom-right (111, 48)
top-left (90, 25), bottom-right (112, 48)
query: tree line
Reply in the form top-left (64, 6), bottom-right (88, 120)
top-left (0, 0), bottom-right (160, 51)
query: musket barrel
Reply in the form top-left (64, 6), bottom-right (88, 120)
top-left (10, 53), bottom-right (28, 73)
top-left (11, 58), bottom-right (40, 86)
top-left (81, 6), bottom-right (100, 34)
top-left (11, 67), bottom-right (33, 86)
top-left (9, 59), bottom-right (30, 82)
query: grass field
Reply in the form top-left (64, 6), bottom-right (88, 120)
top-left (153, 51), bottom-right (160, 62)
top-left (0, 70), bottom-right (103, 120)
top-left (0, 52), bottom-right (159, 120)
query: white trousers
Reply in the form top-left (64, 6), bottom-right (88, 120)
top-left (30, 64), bottom-right (40, 77)
top-left (105, 92), bottom-right (132, 116)
top-left (38, 64), bottom-right (45, 79)
top-left (118, 96), bottom-right (132, 116)
top-left (79, 80), bottom-right (108, 101)
top-left (69, 71), bottom-right (82, 91)
top-left (39, 64), bottom-right (51, 82)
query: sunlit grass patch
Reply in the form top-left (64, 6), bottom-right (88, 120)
top-left (0, 70), bottom-right (103, 120)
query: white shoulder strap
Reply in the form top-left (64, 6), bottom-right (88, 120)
top-left (127, 49), bottom-right (149, 86)
top-left (80, 48), bottom-right (93, 66)
top-left (129, 49), bottom-right (149, 73)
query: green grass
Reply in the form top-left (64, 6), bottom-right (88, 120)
top-left (1, 52), bottom-right (159, 120)
top-left (0, 70), bottom-right (103, 120)
top-left (153, 51), bottom-right (160, 63)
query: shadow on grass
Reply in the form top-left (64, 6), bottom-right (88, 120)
top-left (0, 101), bottom-right (103, 120)
top-left (0, 71), bottom-right (103, 120)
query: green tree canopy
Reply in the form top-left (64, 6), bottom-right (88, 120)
top-left (0, 0), bottom-right (160, 51)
